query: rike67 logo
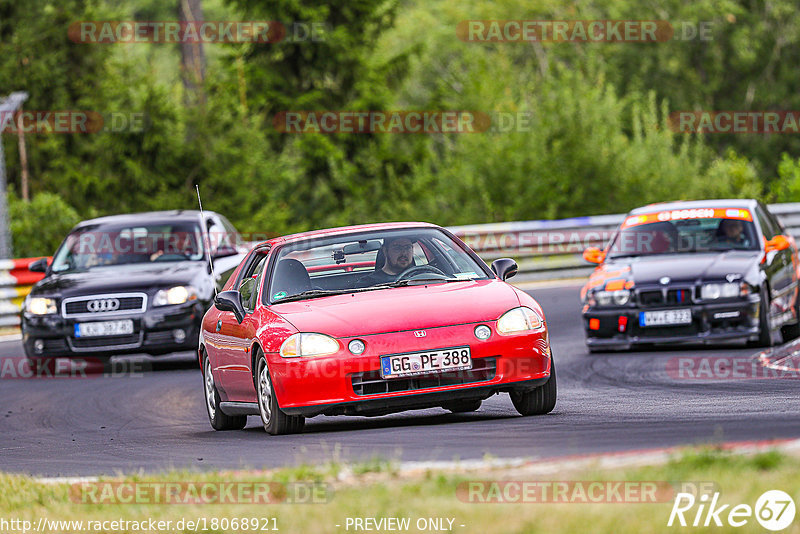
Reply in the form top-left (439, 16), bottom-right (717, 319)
top-left (668, 490), bottom-right (795, 531)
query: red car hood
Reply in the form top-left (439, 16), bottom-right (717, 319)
top-left (271, 279), bottom-right (520, 337)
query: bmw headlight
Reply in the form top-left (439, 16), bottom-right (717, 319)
top-left (496, 307), bottom-right (544, 335)
top-left (25, 297), bottom-right (57, 315)
top-left (590, 290), bottom-right (630, 307)
top-left (280, 333), bottom-right (340, 358)
top-left (153, 286), bottom-right (197, 306)
top-left (701, 282), bottom-right (744, 300)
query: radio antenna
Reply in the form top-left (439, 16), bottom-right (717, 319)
top-left (196, 185), bottom-right (218, 297)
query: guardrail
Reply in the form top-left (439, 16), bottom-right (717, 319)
top-left (0, 258), bottom-right (46, 328)
top-left (2, 202), bottom-right (800, 332)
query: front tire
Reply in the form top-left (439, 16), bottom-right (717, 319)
top-left (754, 286), bottom-right (774, 348)
top-left (203, 352), bottom-right (247, 431)
top-left (256, 354), bottom-right (304, 435)
top-left (780, 287), bottom-right (800, 342)
top-left (510, 359), bottom-right (557, 416)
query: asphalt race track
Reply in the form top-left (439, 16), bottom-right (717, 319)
top-left (2, 285), bottom-right (799, 476)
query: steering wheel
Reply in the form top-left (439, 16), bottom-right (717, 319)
top-left (396, 264), bottom-right (447, 281)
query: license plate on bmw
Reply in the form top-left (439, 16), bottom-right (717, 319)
top-left (380, 346), bottom-right (472, 379)
top-left (639, 309), bottom-right (692, 327)
top-left (74, 320), bottom-right (134, 338)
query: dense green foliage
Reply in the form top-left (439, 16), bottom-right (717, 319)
top-left (2, 0), bottom-right (800, 255)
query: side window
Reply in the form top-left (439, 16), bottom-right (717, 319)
top-left (766, 208), bottom-right (786, 235)
top-left (756, 207), bottom-right (778, 240)
top-left (239, 253), bottom-right (267, 312)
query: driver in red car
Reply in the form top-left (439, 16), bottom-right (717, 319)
top-left (359, 236), bottom-right (415, 286)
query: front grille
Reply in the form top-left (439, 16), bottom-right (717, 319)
top-left (637, 287), bottom-right (693, 307)
top-left (351, 357), bottom-right (497, 396)
top-left (62, 293), bottom-right (147, 318)
top-left (67, 332), bottom-right (143, 351)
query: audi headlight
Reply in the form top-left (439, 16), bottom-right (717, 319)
top-left (496, 307), bottom-right (544, 335)
top-left (590, 290), bottom-right (630, 307)
top-left (153, 286), bottom-right (197, 306)
top-left (280, 333), bottom-right (340, 358)
top-left (701, 282), bottom-right (744, 300)
top-left (25, 297), bottom-right (57, 315)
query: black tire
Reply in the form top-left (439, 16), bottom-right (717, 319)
top-left (510, 359), bottom-right (557, 416)
top-left (255, 354), bottom-right (304, 435)
top-left (442, 399), bottom-right (482, 413)
top-left (754, 286), bottom-right (774, 348)
top-left (780, 287), bottom-right (800, 342)
top-left (202, 352), bottom-right (247, 431)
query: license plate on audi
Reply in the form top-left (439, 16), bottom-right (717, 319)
top-left (639, 309), bottom-right (692, 327)
top-left (380, 346), bottom-right (472, 379)
top-left (74, 320), bottom-right (134, 338)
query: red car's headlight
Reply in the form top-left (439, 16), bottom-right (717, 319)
top-left (280, 333), bottom-right (340, 358)
top-left (496, 307), bottom-right (545, 335)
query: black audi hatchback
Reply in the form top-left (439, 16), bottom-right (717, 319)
top-left (21, 211), bottom-right (247, 362)
top-left (581, 199), bottom-right (799, 350)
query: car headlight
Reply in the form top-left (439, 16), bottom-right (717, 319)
top-left (589, 290), bottom-right (630, 307)
top-left (280, 333), bottom-right (340, 358)
top-left (496, 307), bottom-right (544, 335)
top-left (25, 297), bottom-right (57, 315)
top-left (153, 286), bottom-right (197, 306)
top-left (701, 282), bottom-right (744, 300)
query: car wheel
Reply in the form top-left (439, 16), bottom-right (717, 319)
top-left (510, 359), bottom-right (557, 416)
top-left (780, 287), bottom-right (800, 342)
top-left (256, 355), bottom-right (304, 435)
top-left (442, 399), bottom-right (482, 413)
top-left (203, 353), bottom-right (247, 431)
top-left (754, 286), bottom-right (774, 348)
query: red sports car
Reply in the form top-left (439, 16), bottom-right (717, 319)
top-left (199, 222), bottom-right (555, 434)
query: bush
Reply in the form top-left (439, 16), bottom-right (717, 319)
top-left (8, 192), bottom-right (80, 258)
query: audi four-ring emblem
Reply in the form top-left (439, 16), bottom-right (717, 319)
top-left (87, 298), bottom-right (120, 312)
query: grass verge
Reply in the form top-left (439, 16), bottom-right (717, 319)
top-left (1, 447), bottom-right (798, 533)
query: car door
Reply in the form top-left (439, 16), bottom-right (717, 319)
top-left (756, 205), bottom-right (792, 324)
top-left (215, 251), bottom-right (269, 401)
top-left (764, 204), bottom-right (799, 322)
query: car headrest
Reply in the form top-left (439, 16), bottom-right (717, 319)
top-left (273, 259), bottom-right (311, 296)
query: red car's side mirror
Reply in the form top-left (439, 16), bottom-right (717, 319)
top-left (214, 290), bottom-right (245, 323)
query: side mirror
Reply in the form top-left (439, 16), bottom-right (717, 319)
top-left (491, 258), bottom-right (518, 281)
top-left (28, 258), bottom-right (49, 273)
top-left (765, 235), bottom-right (792, 253)
top-left (582, 247), bottom-right (606, 264)
top-left (214, 290), bottom-right (245, 323)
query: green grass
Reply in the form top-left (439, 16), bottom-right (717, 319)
top-left (1, 448), bottom-right (798, 533)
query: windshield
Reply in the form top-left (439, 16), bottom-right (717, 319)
top-left (267, 228), bottom-right (490, 303)
top-left (51, 221), bottom-right (205, 273)
top-left (607, 211), bottom-right (760, 258)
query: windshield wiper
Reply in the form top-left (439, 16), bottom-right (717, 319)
top-left (273, 288), bottom-right (357, 303)
top-left (375, 277), bottom-right (467, 288)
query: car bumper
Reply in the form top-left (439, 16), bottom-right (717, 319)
top-left (583, 296), bottom-right (760, 349)
top-left (267, 323), bottom-right (552, 417)
top-left (21, 301), bottom-right (206, 357)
